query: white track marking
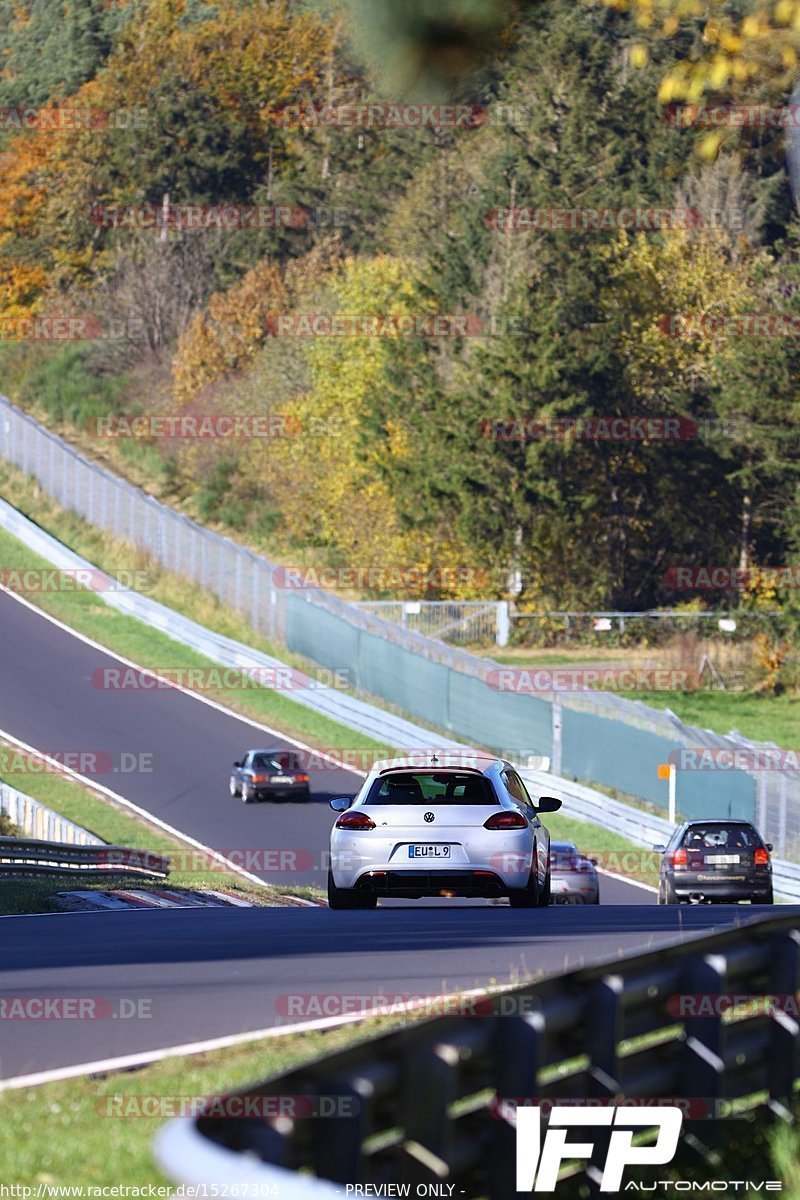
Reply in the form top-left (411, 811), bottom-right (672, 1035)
top-left (0, 984), bottom-right (501, 1091)
top-left (0, 584), bottom-right (371, 777)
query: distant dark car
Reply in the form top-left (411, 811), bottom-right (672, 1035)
top-left (655, 819), bottom-right (773, 905)
top-left (550, 840), bottom-right (600, 904)
top-left (229, 749), bottom-right (310, 803)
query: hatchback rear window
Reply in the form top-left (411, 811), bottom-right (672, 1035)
top-left (365, 772), bottom-right (498, 805)
top-left (680, 825), bottom-right (760, 850)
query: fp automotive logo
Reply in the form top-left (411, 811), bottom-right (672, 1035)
top-left (516, 1106), bottom-right (683, 1192)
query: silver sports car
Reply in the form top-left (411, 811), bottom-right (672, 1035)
top-left (327, 755), bottom-right (562, 909)
top-left (550, 840), bottom-right (600, 904)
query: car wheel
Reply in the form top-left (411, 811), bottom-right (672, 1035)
top-left (536, 869), bottom-right (551, 907)
top-left (509, 867), bottom-right (540, 908)
top-left (760, 888), bottom-right (774, 905)
top-left (327, 869), bottom-right (377, 910)
top-left (229, 777), bottom-right (240, 798)
top-left (659, 878), bottom-right (679, 904)
top-left (241, 782), bottom-right (253, 804)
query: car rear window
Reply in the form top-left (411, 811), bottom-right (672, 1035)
top-left (365, 771), bottom-right (499, 805)
top-left (551, 843), bottom-right (580, 868)
top-left (254, 752), bottom-right (299, 772)
top-left (680, 825), bottom-right (760, 850)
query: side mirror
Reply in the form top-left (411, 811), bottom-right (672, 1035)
top-left (589, 857), bottom-right (598, 866)
top-left (766, 843), bottom-right (774, 852)
top-left (536, 795), bottom-right (562, 813)
top-left (232, 761), bottom-right (242, 769)
top-left (652, 844), bottom-right (666, 853)
top-left (330, 797), bottom-right (352, 812)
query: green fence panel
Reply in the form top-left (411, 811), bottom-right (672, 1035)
top-left (447, 674), bottom-right (552, 758)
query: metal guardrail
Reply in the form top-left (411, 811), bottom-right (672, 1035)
top-left (0, 836), bottom-right (169, 879)
top-left (0, 779), bottom-right (103, 845)
top-left (156, 912), bottom-right (800, 1197)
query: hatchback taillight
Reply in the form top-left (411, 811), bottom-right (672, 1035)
top-left (671, 848), bottom-right (688, 869)
top-left (484, 812), bottom-right (527, 830)
top-left (335, 812), bottom-right (375, 831)
top-left (251, 774), bottom-right (268, 784)
top-left (754, 847), bottom-right (770, 866)
top-left (295, 773), bottom-right (309, 783)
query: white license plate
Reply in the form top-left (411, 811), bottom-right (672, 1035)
top-left (706, 854), bottom-right (740, 865)
top-left (409, 845), bottom-right (451, 859)
top-left (271, 776), bottom-right (292, 784)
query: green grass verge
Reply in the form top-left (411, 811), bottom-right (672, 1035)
top-left (636, 689), bottom-right (799, 749)
top-left (0, 1012), bottom-right (423, 1185)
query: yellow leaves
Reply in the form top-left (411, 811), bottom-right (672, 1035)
top-left (603, 0), bottom-right (800, 106)
top-left (385, 419), bottom-right (415, 460)
top-left (172, 261), bottom-right (288, 407)
top-left (630, 43), bottom-right (650, 67)
top-left (256, 254), bottom-right (447, 572)
top-left (600, 226), bottom-right (754, 402)
top-left (699, 130), bottom-right (726, 157)
top-left (709, 55), bottom-right (731, 87)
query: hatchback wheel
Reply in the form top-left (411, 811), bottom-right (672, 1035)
top-left (242, 782), bottom-right (253, 804)
top-left (229, 777), bottom-right (240, 798)
top-left (509, 869), bottom-right (540, 908)
top-left (537, 869), bottom-right (551, 907)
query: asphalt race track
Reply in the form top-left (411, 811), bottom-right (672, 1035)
top-left (0, 588), bottom-right (650, 895)
top-left (0, 903), bottom-right (778, 1082)
top-left (0, 588), bottom-right (793, 1082)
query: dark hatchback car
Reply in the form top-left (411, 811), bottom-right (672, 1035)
top-left (655, 819), bottom-right (773, 905)
top-left (229, 749), bottom-right (310, 803)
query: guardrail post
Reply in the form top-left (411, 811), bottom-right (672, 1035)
top-left (493, 1011), bottom-right (546, 1200)
top-left (551, 698), bottom-right (562, 777)
top-left (766, 930), bottom-right (800, 1115)
top-left (679, 953), bottom-right (726, 1148)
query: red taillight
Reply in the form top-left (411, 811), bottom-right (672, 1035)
top-left (754, 848), bottom-right (770, 866)
top-left (335, 812), bottom-right (375, 831)
top-left (484, 812), bottom-right (527, 830)
top-left (671, 848), bottom-right (688, 869)
top-left (251, 774), bottom-right (268, 784)
top-left (294, 774), bottom-right (309, 783)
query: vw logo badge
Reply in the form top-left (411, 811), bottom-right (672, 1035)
top-left (424, 811), bottom-right (435, 823)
